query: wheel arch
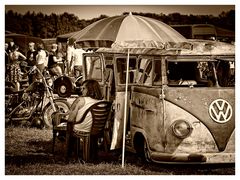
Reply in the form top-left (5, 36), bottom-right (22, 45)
top-left (132, 130), bottom-right (151, 162)
top-left (133, 130), bottom-right (148, 154)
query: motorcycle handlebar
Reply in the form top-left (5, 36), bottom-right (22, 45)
top-left (29, 65), bottom-right (37, 73)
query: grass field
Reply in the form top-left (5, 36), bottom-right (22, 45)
top-left (5, 126), bottom-right (235, 175)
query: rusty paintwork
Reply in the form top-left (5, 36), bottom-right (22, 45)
top-left (129, 84), bottom-right (234, 163)
top-left (82, 43), bottom-right (235, 163)
top-left (164, 87), bottom-right (235, 151)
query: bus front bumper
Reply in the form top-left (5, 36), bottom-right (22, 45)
top-left (150, 152), bottom-right (235, 164)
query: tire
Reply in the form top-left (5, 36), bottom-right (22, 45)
top-left (134, 134), bottom-right (151, 162)
top-left (143, 140), bottom-right (151, 162)
top-left (42, 99), bottom-right (70, 128)
top-left (54, 76), bottom-right (73, 98)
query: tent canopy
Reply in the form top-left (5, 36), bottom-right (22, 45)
top-left (5, 33), bottom-right (44, 55)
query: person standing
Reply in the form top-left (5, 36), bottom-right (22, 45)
top-left (66, 38), bottom-right (75, 75)
top-left (26, 42), bottom-right (37, 83)
top-left (8, 44), bottom-right (26, 91)
top-left (56, 42), bottom-right (65, 73)
top-left (48, 44), bottom-right (63, 76)
top-left (7, 41), bottom-right (15, 53)
top-left (35, 43), bottom-right (47, 81)
top-left (72, 44), bottom-right (86, 78)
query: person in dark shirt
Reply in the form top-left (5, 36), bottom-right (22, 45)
top-left (27, 42), bottom-right (37, 66)
top-left (26, 42), bottom-right (38, 83)
top-left (48, 44), bottom-right (63, 76)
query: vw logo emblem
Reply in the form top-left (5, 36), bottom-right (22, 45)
top-left (209, 99), bottom-right (233, 123)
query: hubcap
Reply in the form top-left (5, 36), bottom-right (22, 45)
top-left (60, 85), bottom-right (67, 93)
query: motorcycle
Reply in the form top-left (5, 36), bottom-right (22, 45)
top-left (5, 66), bottom-right (70, 128)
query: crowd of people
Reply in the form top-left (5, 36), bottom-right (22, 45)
top-left (5, 38), bottom-right (87, 91)
top-left (5, 38), bottom-right (105, 162)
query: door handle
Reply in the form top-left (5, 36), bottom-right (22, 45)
top-left (131, 101), bottom-right (144, 109)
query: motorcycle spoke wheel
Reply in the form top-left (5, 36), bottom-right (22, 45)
top-left (42, 100), bottom-right (70, 129)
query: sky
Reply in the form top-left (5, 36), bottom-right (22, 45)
top-left (4, 2), bottom-right (236, 20)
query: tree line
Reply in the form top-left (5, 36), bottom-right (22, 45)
top-left (5, 9), bottom-right (235, 39)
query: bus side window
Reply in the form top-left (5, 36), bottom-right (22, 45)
top-left (86, 56), bottom-right (102, 81)
top-left (137, 58), bottom-right (153, 85)
top-left (167, 62), bottom-right (199, 86)
top-left (143, 61), bottom-right (153, 85)
top-left (116, 60), bottom-right (125, 84)
top-left (116, 57), bottom-right (137, 84)
top-left (196, 62), bottom-right (215, 87)
top-left (153, 60), bottom-right (162, 86)
top-left (167, 61), bottom-right (216, 87)
top-left (216, 61), bottom-right (234, 87)
top-left (167, 62), bottom-right (182, 85)
top-left (136, 58), bottom-right (148, 83)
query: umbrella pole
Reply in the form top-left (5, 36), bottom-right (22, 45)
top-left (122, 48), bottom-right (130, 168)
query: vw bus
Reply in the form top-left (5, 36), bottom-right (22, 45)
top-left (81, 39), bottom-right (235, 163)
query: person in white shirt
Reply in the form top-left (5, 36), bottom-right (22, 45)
top-left (66, 38), bottom-right (75, 75)
top-left (36, 43), bottom-right (47, 81)
top-left (54, 79), bottom-right (103, 133)
top-left (67, 79), bottom-right (103, 133)
top-left (72, 44), bottom-right (86, 78)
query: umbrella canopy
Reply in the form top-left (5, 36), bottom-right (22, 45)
top-left (57, 31), bottom-right (79, 42)
top-left (57, 13), bottom-right (190, 50)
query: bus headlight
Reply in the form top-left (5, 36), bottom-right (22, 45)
top-left (171, 120), bottom-right (192, 139)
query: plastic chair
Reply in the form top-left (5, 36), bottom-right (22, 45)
top-left (52, 101), bottom-right (112, 162)
top-left (52, 111), bottom-right (69, 157)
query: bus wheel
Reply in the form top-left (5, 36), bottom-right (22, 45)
top-left (134, 134), bottom-right (151, 162)
top-left (143, 140), bottom-right (151, 162)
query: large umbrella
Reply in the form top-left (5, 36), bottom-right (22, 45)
top-left (64, 13), bottom-right (190, 167)
top-left (57, 31), bottom-right (79, 42)
top-left (58, 13), bottom-right (189, 50)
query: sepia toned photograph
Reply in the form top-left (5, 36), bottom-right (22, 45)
top-left (4, 2), bottom-right (235, 175)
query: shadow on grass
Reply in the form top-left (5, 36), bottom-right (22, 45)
top-left (6, 137), bottom-right (121, 166)
top-left (6, 138), bottom-right (56, 165)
